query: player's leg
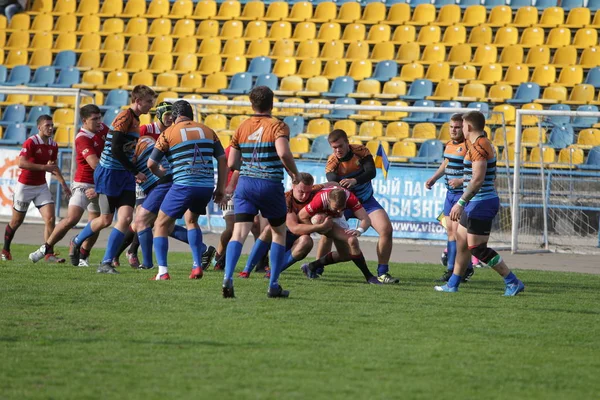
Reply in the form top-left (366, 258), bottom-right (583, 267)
top-left (253, 214), bottom-right (270, 272)
top-left (368, 208), bottom-right (398, 283)
top-left (2, 208), bottom-right (26, 260)
top-left (281, 233), bottom-right (312, 272)
top-left (183, 209), bottom-right (207, 279)
top-left (301, 225), bottom-right (353, 277)
top-left (69, 194), bottom-right (115, 266)
top-left (79, 210), bottom-right (100, 266)
top-left (134, 205), bottom-right (156, 269)
top-left (436, 222), bottom-right (470, 292)
top-left (215, 213), bottom-right (234, 270)
top-left (268, 218), bottom-right (290, 298)
top-left (316, 235), bottom-right (332, 258)
top-left (97, 190), bottom-right (135, 274)
top-left (240, 224), bottom-right (272, 277)
top-left (152, 210), bottom-right (174, 280)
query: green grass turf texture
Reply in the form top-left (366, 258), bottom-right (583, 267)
top-left (1, 244), bottom-right (599, 400)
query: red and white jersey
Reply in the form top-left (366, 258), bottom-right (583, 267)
top-left (74, 123), bottom-right (109, 184)
top-left (140, 122), bottom-right (161, 140)
top-left (304, 187), bottom-right (362, 218)
top-left (18, 134), bottom-right (58, 186)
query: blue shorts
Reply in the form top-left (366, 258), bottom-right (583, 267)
top-left (464, 197), bottom-right (500, 221)
top-left (344, 195), bottom-right (384, 219)
top-left (444, 192), bottom-right (463, 216)
top-left (94, 165), bottom-right (135, 197)
top-left (160, 184), bottom-right (213, 219)
top-left (285, 230), bottom-right (299, 251)
top-left (234, 176), bottom-right (286, 220)
top-left (142, 182), bottom-right (172, 215)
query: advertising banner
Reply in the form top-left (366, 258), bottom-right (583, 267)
top-left (0, 147), bottom-right (43, 219)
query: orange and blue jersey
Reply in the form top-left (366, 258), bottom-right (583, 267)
top-left (444, 140), bottom-right (467, 195)
top-left (464, 136), bottom-right (498, 202)
top-left (100, 109), bottom-right (140, 170)
top-left (230, 115), bottom-right (290, 182)
top-left (154, 120), bottom-right (224, 188)
top-left (135, 136), bottom-right (172, 193)
top-left (325, 144), bottom-right (374, 202)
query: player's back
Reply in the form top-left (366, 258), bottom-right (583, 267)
top-left (157, 120), bottom-right (220, 187)
top-left (444, 140), bottom-right (466, 194)
top-left (464, 136), bottom-right (497, 201)
top-left (100, 109), bottom-right (140, 170)
top-left (232, 115), bottom-right (289, 182)
top-left (135, 136), bottom-right (171, 192)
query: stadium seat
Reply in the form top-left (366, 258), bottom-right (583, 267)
top-left (197, 72), bottom-right (227, 94)
top-left (525, 45), bottom-right (551, 67)
top-left (571, 105), bottom-right (600, 129)
top-left (399, 62), bottom-right (425, 82)
top-left (303, 135), bottom-right (332, 160)
top-left (511, 6), bottom-right (538, 28)
top-left (28, 66), bottom-right (56, 87)
top-left (176, 73), bottom-right (203, 92)
top-left (494, 27), bottom-right (518, 48)
top-left (0, 104), bottom-right (26, 127)
top-left (213, 1), bottom-right (241, 21)
top-left (274, 75), bottom-right (303, 96)
top-left (301, 118), bottom-right (331, 140)
top-left (323, 97), bottom-right (357, 120)
top-left (221, 72), bottom-right (252, 95)
top-left (283, 116), bottom-right (305, 138)
top-left (507, 83), bottom-right (541, 106)
top-left (462, 5), bottom-right (487, 27)
top-left (565, 84), bottom-right (596, 105)
top-left (348, 60), bottom-right (372, 81)
top-left (590, 0), bottom-right (600, 12)
top-left (435, 5), bottom-right (461, 26)
top-left (488, 104), bottom-right (516, 125)
top-left (348, 100), bottom-right (383, 121)
top-left (255, 73), bottom-right (279, 92)
top-left (21, 106), bottom-right (51, 129)
top-left (468, 25), bottom-right (493, 46)
top-left (555, 66), bottom-right (583, 88)
top-left (290, 136), bottom-right (310, 158)
top-left (401, 79), bottom-right (433, 101)
top-left (471, 44), bottom-right (497, 67)
top-left (375, 100), bottom-right (409, 121)
top-left (493, 126), bottom-right (516, 147)
top-left (442, 24), bottom-right (467, 45)
top-left (424, 62), bottom-right (450, 83)
top-left (498, 44), bottom-right (524, 67)
top-left (409, 4), bottom-right (436, 26)
top-left (562, 0), bottom-right (585, 12)
top-left (272, 57), bottom-right (297, 78)
top-left (204, 114), bottom-right (228, 133)
top-left (447, 45), bottom-right (473, 66)
top-left (388, 141), bottom-right (416, 163)
top-left (546, 124), bottom-right (575, 149)
top-left (247, 39), bottom-right (270, 58)
top-left (520, 27), bottom-right (545, 48)
top-left (403, 100), bottom-right (436, 124)
top-left (417, 25), bottom-right (441, 45)
top-left (354, 121), bottom-right (383, 141)
top-left (349, 80), bottom-right (381, 100)
top-left (580, 47), bottom-right (600, 69)
top-left (410, 139), bottom-right (443, 164)
top-left (546, 28), bottom-right (571, 48)
top-left (523, 146), bottom-right (556, 168)
top-left (421, 44), bottom-right (446, 64)
top-left (455, 83), bottom-right (487, 102)
top-left (392, 25), bottom-right (417, 45)
top-left (576, 129), bottom-right (600, 151)
top-left (427, 80), bottom-right (459, 101)
top-left (322, 60), bottom-right (348, 80)
top-left (521, 127), bottom-right (547, 147)
top-left (270, 38), bottom-right (294, 59)
top-left (550, 146), bottom-right (584, 169)
top-left (0, 123), bottom-right (27, 145)
top-left (487, 84), bottom-right (514, 103)
top-left (502, 64), bottom-right (530, 86)
top-left (430, 101), bottom-right (463, 124)
top-left (573, 28), bottom-right (598, 48)
top-left (396, 42), bottom-right (421, 64)
top-left (538, 7), bottom-right (564, 28)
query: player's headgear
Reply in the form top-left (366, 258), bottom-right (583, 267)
top-left (171, 100), bottom-right (194, 121)
top-left (155, 101), bottom-right (172, 125)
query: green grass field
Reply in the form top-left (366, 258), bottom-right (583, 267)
top-left (1, 243), bottom-right (599, 400)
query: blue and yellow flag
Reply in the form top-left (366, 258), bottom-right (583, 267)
top-left (437, 212), bottom-right (447, 229)
top-left (374, 142), bottom-right (390, 179)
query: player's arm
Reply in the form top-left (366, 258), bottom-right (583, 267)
top-left (226, 170), bottom-right (240, 197)
top-left (351, 207), bottom-right (372, 234)
top-left (461, 160), bottom-right (486, 202)
top-left (148, 147), bottom-right (166, 178)
top-left (298, 198), bottom-right (321, 224)
top-left (51, 166), bottom-right (72, 198)
top-left (275, 136), bottom-right (299, 183)
top-left (425, 159), bottom-right (448, 189)
top-left (287, 212), bottom-right (331, 235)
top-left (213, 139), bottom-right (227, 205)
top-left (340, 155), bottom-right (376, 189)
top-left (84, 154), bottom-right (99, 169)
top-left (18, 157), bottom-right (58, 173)
top-left (228, 146), bottom-right (242, 171)
top-left (111, 131), bottom-right (146, 181)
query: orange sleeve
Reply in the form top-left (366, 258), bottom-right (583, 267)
top-left (154, 129), bottom-right (170, 153)
top-left (273, 120), bottom-right (290, 140)
top-left (469, 137), bottom-right (494, 162)
top-left (351, 144), bottom-right (371, 159)
top-left (111, 110), bottom-right (134, 133)
top-left (324, 154), bottom-right (339, 173)
top-left (230, 129), bottom-right (241, 150)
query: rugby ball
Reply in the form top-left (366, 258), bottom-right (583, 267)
top-left (311, 213), bottom-right (327, 225)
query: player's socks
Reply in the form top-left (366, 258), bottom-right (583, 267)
top-left (377, 263), bottom-right (389, 276)
top-left (187, 228), bottom-right (206, 268)
top-left (224, 240), bottom-right (243, 281)
top-left (154, 236), bottom-right (168, 267)
top-left (503, 271), bottom-right (519, 285)
top-left (43, 243), bottom-right (53, 255)
top-left (447, 273), bottom-right (461, 288)
top-left (138, 227), bottom-right (154, 267)
top-left (115, 227), bottom-right (135, 258)
top-left (170, 225), bottom-right (189, 243)
top-left (281, 250), bottom-right (298, 271)
top-left (308, 252), bottom-right (335, 270)
top-left (101, 228), bottom-right (125, 263)
top-left (80, 247), bottom-right (90, 259)
top-left (351, 253), bottom-right (375, 280)
top-left (3, 224), bottom-right (15, 251)
top-left (158, 265), bottom-right (168, 275)
top-left (447, 240), bottom-right (457, 271)
top-left (268, 242), bottom-right (286, 289)
top-left (243, 238), bottom-right (269, 274)
top-left (74, 222), bottom-right (95, 246)
top-left (129, 235), bottom-right (140, 255)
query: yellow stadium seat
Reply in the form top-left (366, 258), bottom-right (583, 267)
top-left (487, 5), bottom-right (512, 27)
top-left (150, 35), bottom-right (173, 54)
top-left (406, 123), bottom-right (437, 143)
top-left (52, 0), bottom-right (76, 15)
top-left (97, 70), bottom-right (129, 90)
top-left (75, 0), bottom-right (99, 16)
top-left (565, 84), bottom-right (596, 105)
top-left (290, 137), bottom-right (310, 157)
top-left (197, 73), bottom-right (227, 94)
top-left (196, 20), bottom-right (220, 38)
top-left (204, 114), bottom-right (228, 132)
top-left (73, 69), bottom-right (104, 89)
top-left (427, 79), bottom-right (459, 101)
top-left (355, 121), bottom-right (384, 141)
top-left (520, 103), bottom-right (543, 126)
top-left (305, 98), bottom-right (331, 119)
top-left (7, 13), bottom-right (29, 31)
top-left (389, 141), bottom-right (417, 163)
top-left (555, 66), bottom-right (583, 88)
top-left (349, 100), bottom-right (382, 121)
top-left (385, 3), bottom-right (410, 26)
top-left (565, 7), bottom-right (591, 28)
top-left (75, 15), bottom-right (99, 35)
top-left (172, 19), bottom-right (195, 38)
top-left (222, 38), bottom-right (246, 56)
top-left (434, 4), bottom-right (460, 27)
top-left (382, 122), bottom-right (410, 142)
top-left (197, 54), bottom-right (221, 75)
top-left (471, 44), bottom-right (497, 66)
top-left (408, 4), bottom-right (435, 26)
top-left (550, 146), bottom-right (584, 169)
top-left (0, 94), bottom-right (28, 108)
top-left (493, 126), bottom-right (516, 146)
top-left (503, 64), bottom-right (530, 86)
top-left (174, 54), bottom-right (198, 73)
top-left (424, 62), bottom-right (450, 83)
top-left (535, 86), bottom-right (568, 105)
top-left (244, 21), bottom-right (267, 39)
top-left (273, 57), bottom-right (297, 77)
top-left (53, 108), bottom-right (74, 126)
top-left (341, 23), bottom-right (366, 43)
top-left (366, 140), bottom-right (388, 157)
top-left (573, 28), bottom-right (598, 48)
top-left (452, 65), bottom-right (477, 84)
top-left (124, 53), bottom-right (148, 72)
top-left (127, 71), bottom-right (154, 90)
top-left (297, 76), bottom-right (329, 97)
top-left (97, 0), bottom-right (123, 17)
top-left (442, 24), bottom-right (466, 45)
top-left (417, 25), bottom-right (441, 45)
top-left (348, 60), bottom-right (372, 81)
top-left (489, 106), bottom-right (515, 128)
top-left (228, 115), bottom-right (249, 132)
top-left (317, 22), bottom-right (341, 42)
top-left (170, 0), bottom-right (193, 18)
top-left (268, 21), bottom-right (292, 41)
top-left (296, 39), bottom-right (319, 59)
top-left (494, 26), bottom-right (518, 48)
top-left (126, 35), bottom-right (149, 53)
top-left (447, 43), bottom-right (472, 65)
top-left (302, 118), bottom-right (331, 139)
top-left (156, 91), bottom-right (178, 105)
top-left (550, 46), bottom-right (577, 66)
top-left (148, 53), bottom-right (173, 73)
top-left (238, 1), bottom-right (264, 21)
top-left (122, 0), bottom-right (146, 17)
top-left (322, 60), bottom-right (347, 80)
top-left (53, 14), bottom-right (76, 33)
top-left (539, 7), bottom-right (564, 28)
top-left (29, 14), bottom-right (50, 32)
top-left (349, 79), bottom-right (381, 99)
top-left (148, 19), bottom-right (172, 37)
top-left (173, 36), bottom-right (197, 55)
top-left (53, 126), bottom-right (74, 147)
top-left (263, 1), bottom-right (289, 22)
top-left (591, 10), bottom-right (600, 28)
top-left (177, 73), bottom-right (203, 91)
top-left (220, 20), bottom-right (243, 39)
top-left (77, 50), bottom-right (100, 69)
top-left (373, 81), bottom-right (405, 101)
top-left (525, 45), bottom-right (550, 66)
top-left (4, 49), bottom-right (28, 68)
top-left (102, 35), bottom-right (125, 52)
top-left (124, 17), bottom-right (148, 36)
top-left (297, 58), bottom-right (322, 79)
top-left (367, 24), bottom-right (391, 44)
top-left (396, 42), bottom-right (421, 63)
top-left (30, 48), bottom-right (52, 68)
top-left (391, 25), bottom-right (417, 45)
top-left (310, 1), bottom-right (336, 23)
top-left (335, 2), bottom-right (361, 24)
top-left (333, 120), bottom-right (357, 137)
top-left (371, 42), bottom-right (395, 61)
top-left (292, 22), bottom-right (316, 42)
top-left (497, 145), bottom-right (527, 167)
top-left (455, 83), bottom-right (487, 102)
top-left (214, 0), bottom-right (241, 20)
top-left (101, 18), bottom-right (124, 35)
top-left (276, 98), bottom-right (305, 117)
top-left (530, 65), bottom-right (556, 87)
top-left (523, 146), bottom-right (555, 168)
top-left (271, 39), bottom-right (295, 58)
top-left (31, 31), bottom-right (53, 50)
top-left (576, 129), bottom-right (600, 149)
top-left (78, 33), bottom-right (101, 52)
top-left (357, 2), bottom-right (386, 24)
top-left (288, 1), bottom-right (313, 22)
top-left (274, 75), bottom-right (303, 96)
top-left (511, 6), bottom-right (538, 28)
top-left (462, 5), bottom-right (486, 27)
top-left (247, 39), bottom-right (270, 57)
top-left (376, 100), bottom-right (409, 121)
top-left (98, 50), bottom-right (124, 72)
top-left (399, 62), bottom-right (424, 82)
top-left (30, 0), bottom-right (52, 13)
top-left (468, 25), bottom-right (493, 45)
top-left (546, 27), bottom-right (571, 48)
top-left (5, 31), bottom-right (29, 50)
top-left (487, 85), bottom-right (514, 104)
top-left (438, 123), bottom-right (451, 141)
top-left (192, 0), bottom-right (217, 20)
top-left (520, 27), bottom-right (545, 48)
top-left (521, 128), bottom-right (547, 147)
top-left (580, 46), bottom-right (600, 68)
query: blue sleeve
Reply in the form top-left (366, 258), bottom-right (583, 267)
top-left (213, 140), bottom-right (225, 158)
top-left (149, 147), bottom-right (165, 163)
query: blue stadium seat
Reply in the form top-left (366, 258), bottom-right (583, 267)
top-left (588, 0), bottom-right (600, 12)
top-left (221, 72), bottom-right (252, 95)
top-left (303, 135), bottom-right (331, 160)
top-left (584, 67), bottom-right (600, 89)
top-left (458, 0), bottom-right (481, 9)
top-left (53, 51), bottom-right (77, 70)
top-left (579, 147), bottom-right (600, 170)
top-left (50, 67), bottom-right (80, 88)
top-left (400, 79), bottom-right (433, 101)
top-left (468, 102), bottom-right (490, 118)
top-left (0, 104), bottom-right (26, 127)
top-left (534, 0), bottom-right (558, 8)
top-left (29, 66), bottom-right (56, 87)
top-left (434, 0), bottom-right (456, 8)
top-left (509, 0), bottom-right (532, 9)
top-left (99, 90), bottom-right (129, 112)
top-left (409, 139), bottom-right (444, 164)
top-left (28, 126), bottom-right (38, 138)
top-left (547, 124), bottom-right (575, 148)
top-left (544, 104), bottom-right (571, 127)
top-left (371, 61), bottom-right (398, 83)
top-left (0, 66), bottom-right (7, 85)
top-left (571, 105), bottom-right (600, 129)
top-left (403, 99), bottom-right (436, 123)
top-left (483, 0), bottom-right (505, 9)
top-left (283, 116), bottom-right (305, 138)
top-left (0, 123), bottom-right (27, 145)
top-left (410, 0), bottom-right (432, 6)
top-left (2, 65), bottom-right (31, 86)
top-left (506, 83), bottom-right (540, 106)
top-left (387, 0), bottom-right (410, 5)
top-left (254, 73), bottom-right (278, 91)
top-left (323, 76), bottom-right (355, 98)
top-left (102, 107), bottom-right (120, 126)
top-left (247, 57), bottom-right (272, 77)
top-left (324, 97), bottom-right (357, 120)
top-left (430, 101), bottom-right (463, 123)
top-left (23, 106), bottom-right (51, 128)
top-left (561, 0), bottom-right (584, 12)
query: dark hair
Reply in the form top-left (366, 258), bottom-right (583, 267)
top-left (37, 115), bottom-right (52, 126)
top-left (249, 86), bottom-right (274, 113)
top-left (450, 113), bottom-right (463, 122)
top-left (328, 129), bottom-right (348, 143)
top-left (80, 104), bottom-right (101, 120)
top-left (329, 188), bottom-right (347, 207)
top-left (171, 100), bottom-right (194, 120)
top-left (131, 85), bottom-right (156, 101)
top-left (297, 172), bottom-right (314, 186)
top-left (462, 111), bottom-right (486, 132)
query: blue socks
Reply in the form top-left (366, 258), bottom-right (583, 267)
top-left (224, 240), bottom-right (243, 281)
top-left (281, 249), bottom-right (298, 272)
top-left (448, 273), bottom-right (462, 288)
top-left (102, 228), bottom-right (125, 264)
top-left (447, 240), bottom-right (457, 271)
top-left (75, 222), bottom-right (95, 245)
top-left (188, 228), bottom-right (206, 269)
top-left (503, 272), bottom-right (519, 285)
top-left (138, 227), bottom-right (154, 268)
top-left (170, 225), bottom-right (189, 243)
top-left (268, 242), bottom-right (286, 289)
top-left (243, 238), bottom-right (270, 274)
top-left (377, 264), bottom-right (389, 276)
top-left (154, 236), bottom-right (168, 267)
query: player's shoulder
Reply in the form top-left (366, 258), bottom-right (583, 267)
top-left (350, 144), bottom-right (371, 157)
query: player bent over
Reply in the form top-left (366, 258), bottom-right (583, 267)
top-left (298, 187), bottom-right (382, 284)
top-left (29, 105), bottom-right (108, 266)
top-left (435, 111), bottom-right (525, 296)
top-left (2, 115), bottom-right (71, 262)
top-left (147, 100), bottom-right (227, 280)
top-left (69, 85), bottom-right (154, 273)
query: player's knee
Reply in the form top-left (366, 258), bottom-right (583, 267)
top-left (469, 243), bottom-right (502, 267)
top-left (298, 235), bottom-right (313, 253)
top-left (99, 215), bottom-right (112, 227)
top-left (347, 236), bottom-right (359, 248)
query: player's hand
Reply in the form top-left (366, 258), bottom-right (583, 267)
top-left (425, 177), bottom-right (436, 190)
top-left (448, 179), bottom-right (462, 189)
top-left (290, 173), bottom-right (299, 185)
top-left (225, 184), bottom-right (235, 198)
top-left (85, 188), bottom-right (98, 200)
top-left (45, 164), bottom-right (60, 174)
top-left (344, 228), bottom-right (362, 237)
top-left (316, 217), bottom-right (334, 234)
top-left (62, 185), bottom-right (72, 200)
top-left (213, 189), bottom-right (225, 205)
top-left (450, 203), bottom-right (463, 222)
top-left (135, 172), bottom-right (147, 183)
top-left (340, 178), bottom-right (357, 189)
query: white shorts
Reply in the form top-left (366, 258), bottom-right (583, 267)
top-left (135, 183), bottom-right (146, 201)
top-left (13, 182), bottom-right (54, 213)
top-left (222, 197), bottom-right (234, 217)
top-left (69, 182), bottom-right (100, 213)
top-left (333, 217), bottom-right (349, 230)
